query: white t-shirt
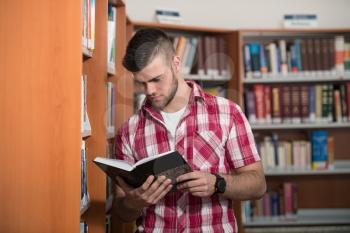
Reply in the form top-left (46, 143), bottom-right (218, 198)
top-left (160, 106), bottom-right (187, 149)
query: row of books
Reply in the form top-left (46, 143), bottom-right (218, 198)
top-left (107, 4), bottom-right (116, 74)
top-left (82, 0), bottom-right (96, 52)
top-left (172, 35), bottom-right (230, 79)
top-left (244, 83), bottom-right (350, 125)
top-left (243, 36), bottom-right (350, 79)
top-left (243, 182), bottom-right (298, 222)
top-left (81, 140), bottom-right (90, 212)
top-left (257, 131), bottom-right (333, 171)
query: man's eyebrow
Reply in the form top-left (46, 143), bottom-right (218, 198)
top-left (135, 74), bottom-right (162, 84)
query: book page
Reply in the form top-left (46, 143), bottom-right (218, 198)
top-left (94, 157), bottom-right (133, 171)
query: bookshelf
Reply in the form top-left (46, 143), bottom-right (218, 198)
top-left (237, 29), bottom-right (350, 232)
top-left (81, 0), bottom-right (132, 233)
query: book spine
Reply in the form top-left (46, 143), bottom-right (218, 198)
top-left (328, 136), bottom-right (335, 170)
top-left (254, 85), bottom-right (265, 123)
top-left (244, 90), bottom-right (256, 124)
top-left (281, 85), bottom-right (292, 123)
top-left (243, 44), bottom-right (252, 78)
top-left (300, 85), bottom-right (310, 123)
top-left (291, 85), bottom-right (301, 123)
top-left (309, 85), bottom-right (316, 123)
top-left (335, 35), bottom-right (345, 74)
top-left (311, 130), bottom-right (328, 170)
top-left (271, 86), bottom-right (282, 123)
top-left (264, 85), bottom-right (272, 123)
top-left (339, 84), bottom-right (348, 122)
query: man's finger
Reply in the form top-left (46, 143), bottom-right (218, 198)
top-left (176, 171), bottom-right (200, 183)
top-left (139, 175), bottom-right (155, 192)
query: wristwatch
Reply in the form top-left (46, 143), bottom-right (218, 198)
top-left (213, 173), bottom-right (226, 194)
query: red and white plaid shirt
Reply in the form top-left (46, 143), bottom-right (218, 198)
top-left (115, 81), bottom-right (260, 233)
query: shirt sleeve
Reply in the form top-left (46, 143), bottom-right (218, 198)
top-left (114, 122), bottom-right (135, 165)
top-left (225, 103), bottom-right (261, 169)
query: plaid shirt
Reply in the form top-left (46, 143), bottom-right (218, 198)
top-left (115, 81), bottom-right (260, 233)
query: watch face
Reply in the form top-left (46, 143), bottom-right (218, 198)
top-left (217, 178), bottom-right (226, 193)
top-left (215, 175), bottom-right (226, 194)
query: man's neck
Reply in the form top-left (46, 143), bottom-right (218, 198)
top-left (162, 80), bottom-right (191, 113)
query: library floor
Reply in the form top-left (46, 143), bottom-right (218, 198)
top-left (245, 225), bottom-right (350, 233)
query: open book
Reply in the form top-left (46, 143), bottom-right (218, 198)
top-left (93, 150), bottom-right (192, 190)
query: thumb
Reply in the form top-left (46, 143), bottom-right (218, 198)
top-left (116, 176), bottom-right (132, 192)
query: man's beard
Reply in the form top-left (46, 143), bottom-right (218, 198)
top-left (150, 71), bottom-right (178, 110)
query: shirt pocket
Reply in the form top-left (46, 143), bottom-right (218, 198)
top-left (192, 130), bottom-right (224, 171)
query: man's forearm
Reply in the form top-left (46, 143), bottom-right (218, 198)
top-left (112, 197), bottom-right (142, 222)
top-left (221, 170), bottom-right (266, 200)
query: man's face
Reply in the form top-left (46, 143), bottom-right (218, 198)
top-left (134, 54), bottom-right (178, 110)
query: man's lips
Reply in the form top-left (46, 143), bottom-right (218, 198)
top-left (149, 96), bottom-right (162, 101)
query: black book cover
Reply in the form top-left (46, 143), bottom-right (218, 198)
top-left (93, 151), bottom-right (192, 190)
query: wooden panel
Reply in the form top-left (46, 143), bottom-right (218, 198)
top-left (224, 31), bottom-right (241, 104)
top-left (82, 0), bottom-right (108, 232)
top-left (0, 1), bottom-right (81, 233)
top-left (114, 5), bottom-right (134, 131)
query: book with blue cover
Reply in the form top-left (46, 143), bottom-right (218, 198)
top-left (311, 130), bottom-right (328, 170)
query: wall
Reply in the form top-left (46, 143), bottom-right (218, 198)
top-left (125, 0), bottom-right (350, 29)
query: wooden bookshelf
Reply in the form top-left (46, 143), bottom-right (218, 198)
top-left (237, 29), bottom-right (350, 233)
top-left (80, 1), bottom-right (134, 233)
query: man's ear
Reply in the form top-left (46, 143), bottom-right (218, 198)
top-left (172, 55), bottom-right (181, 73)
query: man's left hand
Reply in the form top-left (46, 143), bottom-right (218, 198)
top-left (176, 171), bottom-right (217, 197)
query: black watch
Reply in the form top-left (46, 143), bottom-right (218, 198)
top-left (213, 173), bottom-right (226, 194)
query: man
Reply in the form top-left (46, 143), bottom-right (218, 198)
top-left (112, 28), bottom-right (266, 232)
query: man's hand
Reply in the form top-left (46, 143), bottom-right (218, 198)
top-left (116, 175), bottom-right (173, 211)
top-left (176, 171), bottom-right (217, 197)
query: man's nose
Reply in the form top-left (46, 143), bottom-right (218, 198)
top-left (145, 83), bottom-right (156, 95)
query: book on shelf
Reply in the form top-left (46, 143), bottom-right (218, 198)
top-left (93, 150), bottom-right (192, 190)
top-left (81, 140), bottom-right (90, 211)
top-left (311, 130), bottom-right (328, 170)
top-left (80, 220), bottom-right (88, 233)
top-left (82, 0), bottom-right (96, 52)
top-left (107, 4), bottom-right (116, 73)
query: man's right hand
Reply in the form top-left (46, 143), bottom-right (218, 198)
top-left (116, 175), bottom-right (173, 211)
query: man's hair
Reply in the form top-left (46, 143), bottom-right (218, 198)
top-left (123, 28), bottom-right (175, 72)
